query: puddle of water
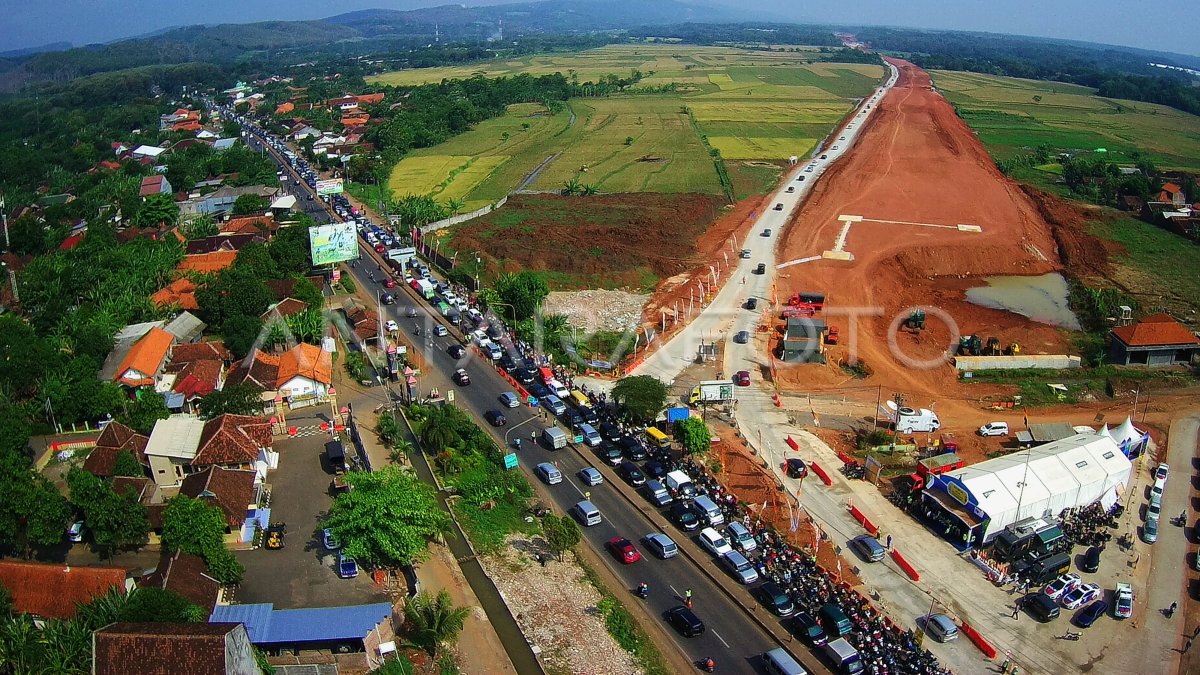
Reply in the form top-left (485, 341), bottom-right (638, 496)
top-left (965, 273), bottom-right (1081, 330)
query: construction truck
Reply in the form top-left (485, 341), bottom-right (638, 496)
top-left (904, 309), bottom-right (926, 331)
top-left (689, 380), bottom-right (734, 405)
top-left (957, 334), bottom-right (983, 356)
top-left (984, 337), bottom-right (1002, 356)
top-left (884, 400), bottom-right (941, 433)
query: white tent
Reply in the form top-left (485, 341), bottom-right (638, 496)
top-left (1095, 424), bottom-right (1111, 440)
top-left (942, 433), bottom-right (1131, 542)
top-left (1111, 417), bottom-right (1141, 446)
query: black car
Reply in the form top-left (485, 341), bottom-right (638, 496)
top-left (755, 263), bottom-right (766, 274)
top-left (498, 355), bottom-right (517, 371)
top-left (516, 368), bottom-right (538, 385)
top-left (381, 293), bottom-right (395, 305)
top-left (452, 369), bottom-right (470, 386)
top-left (620, 436), bottom-right (648, 461)
top-left (642, 459), bottom-right (667, 478)
top-left (527, 383), bottom-right (551, 399)
top-left (1080, 545), bottom-right (1102, 573)
top-left (756, 581), bottom-right (796, 617)
top-left (1074, 600), bottom-right (1109, 628)
top-left (618, 462), bottom-right (647, 487)
top-left (745, 298), bottom-right (758, 310)
top-left (665, 606), bottom-right (705, 637)
top-left (600, 421), bottom-right (623, 443)
top-left (789, 612), bottom-right (827, 646)
top-left (562, 408), bottom-right (583, 429)
top-left (483, 410), bottom-right (507, 427)
top-left (670, 502), bottom-right (700, 531)
top-left (785, 458), bottom-right (808, 479)
top-left (448, 345), bottom-right (467, 359)
top-left (599, 444), bottom-right (623, 466)
top-left (576, 405), bottom-right (599, 426)
top-left (1022, 592), bottom-right (1060, 622)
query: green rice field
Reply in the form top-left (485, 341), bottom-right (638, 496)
top-left (371, 45), bottom-right (885, 208)
top-left (932, 70), bottom-right (1200, 171)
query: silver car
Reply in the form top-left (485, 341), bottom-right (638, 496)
top-left (721, 550), bottom-right (759, 584)
top-left (643, 533), bottom-right (678, 559)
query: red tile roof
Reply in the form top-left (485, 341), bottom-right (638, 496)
top-left (151, 278), bottom-right (199, 311)
top-left (226, 350), bottom-right (280, 390)
top-left (172, 359), bottom-right (223, 399)
top-left (59, 231), bottom-right (86, 251)
top-left (114, 327), bottom-right (175, 387)
top-left (261, 297), bottom-right (309, 321)
top-left (0, 561), bottom-right (127, 619)
top-left (1163, 182), bottom-right (1182, 194)
top-left (193, 414), bottom-right (272, 466)
top-left (221, 215), bottom-right (276, 236)
top-left (277, 343), bottom-right (333, 387)
top-left (139, 550), bottom-right (220, 612)
top-left (83, 421), bottom-right (150, 476)
top-left (177, 251), bottom-right (238, 274)
top-left (180, 466), bottom-right (257, 528)
top-left (93, 622), bottom-right (244, 675)
top-left (1111, 313), bottom-right (1200, 347)
top-left (169, 341), bottom-right (233, 368)
top-left (356, 92), bottom-right (385, 105)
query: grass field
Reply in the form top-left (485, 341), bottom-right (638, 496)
top-left (372, 45), bottom-right (884, 209)
top-left (1089, 216), bottom-right (1200, 315)
top-left (933, 70), bottom-right (1200, 171)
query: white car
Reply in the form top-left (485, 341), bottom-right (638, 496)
top-left (1114, 582), bottom-right (1133, 619)
top-left (978, 422), bottom-right (1010, 437)
top-left (1042, 572), bottom-right (1082, 601)
top-left (385, 320), bottom-right (398, 332)
top-left (1061, 582), bottom-right (1102, 610)
top-left (698, 527), bottom-right (732, 557)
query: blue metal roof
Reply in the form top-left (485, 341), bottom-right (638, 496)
top-left (210, 603), bottom-right (273, 643)
top-left (211, 602), bottom-right (393, 645)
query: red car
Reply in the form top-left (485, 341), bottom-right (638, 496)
top-left (606, 537), bottom-right (642, 564)
top-left (374, 244), bottom-right (386, 253)
top-left (384, 279), bottom-right (396, 288)
top-left (734, 370), bottom-right (750, 386)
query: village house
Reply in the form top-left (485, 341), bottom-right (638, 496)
top-left (143, 414), bottom-right (275, 487)
top-left (92, 623), bottom-right (258, 675)
top-left (0, 561), bottom-right (133, 623)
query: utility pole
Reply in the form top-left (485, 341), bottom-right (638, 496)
top-left (890, 392), bottom-right (904, 447)
top-left (873, 384), bottom-right (882, 430)
top-left (1, 192), bottom-right (8, 250)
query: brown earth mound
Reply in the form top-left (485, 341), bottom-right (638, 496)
top-left (773, 58), bottom-right (1075, 413)
top-left (448, 193), bottom-right (724, 290)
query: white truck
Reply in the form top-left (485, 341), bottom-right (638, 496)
top-left (884, 400), bottom-right (941, 433)
top-left (689, 380), bottom-right (733, 406)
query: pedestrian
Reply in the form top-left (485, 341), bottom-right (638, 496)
top-left (1011, 605), bottom-right (1020, 620)
top-left (885, 534), bottom-right (893, 550)
top-left (685, 588), bottom-right (693, 608)
top-left (531, 431), bottom-right (538, 442)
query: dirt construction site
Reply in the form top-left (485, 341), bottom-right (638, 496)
top-left (768, 58), bottom-right (1107, 420)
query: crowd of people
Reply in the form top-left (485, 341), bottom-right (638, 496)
top-left (1059, 503), bottom-right (1118, 548)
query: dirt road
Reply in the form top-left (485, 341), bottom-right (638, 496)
top-left (772, 58), bottom-right (1067, 420)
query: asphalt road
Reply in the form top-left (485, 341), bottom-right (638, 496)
top-left (243, 133), bottom-right (331, 223)
top-left (633, 62), bottom-right (900, 385)
top-left (346, 263), bottom-right (788, 670)
top-left (244, 117), bottom-right (800, 671)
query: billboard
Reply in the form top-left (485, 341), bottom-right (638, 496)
top-left (309, 222), bottom-right (358, 266)
top-left (315, 178), bottom-right (344, 196)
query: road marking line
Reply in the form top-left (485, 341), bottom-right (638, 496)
top-left (776, 256), bottom-right (821, 269)
top-left (670, 584), bottom-right (680, 598)
top-left (711, 629), bottom-right (732, 649)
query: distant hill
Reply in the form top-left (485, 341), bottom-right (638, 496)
top-left (0, 42), bottom-right (72, 59)
top-left (14, 0), bottom-right (733, 83)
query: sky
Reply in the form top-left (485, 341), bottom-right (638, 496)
top-left (3, 0), bottom-right (1197, 58)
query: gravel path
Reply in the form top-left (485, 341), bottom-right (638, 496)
top-left (479, 536), bottom-right (640, 675)
top-left (544, 289), bottom-right (649, 334)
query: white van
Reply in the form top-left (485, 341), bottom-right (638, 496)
top-left (978, 421), bottom-right (1010, 437)
top-left (572, 500), bottom-right (602, 527)
top-left (535, 462), bottom-right (562, 485)
top-left (693, 494), bottom-right (724, 527)
top-left (665, 470), bottom-right (696, 499)
top-left (763, 648), bottom-right (808, 675)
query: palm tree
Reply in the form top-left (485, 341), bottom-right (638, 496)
top-left (389, 438), bottom-right (415, 465)
top-left (582, 184), bottom-right (599, 196)
top-left (419, 408), bottom-right (458, 452)
top-left (402, 590), bottom-right (470, 658)
top-left (446, 197), bottom-right (465, 216)
top-left (561, 178), bottom-right (582, 196)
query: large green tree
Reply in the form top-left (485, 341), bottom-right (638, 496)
top-left (117, 587), bottom-right (205, 623)
top-left (542, 513), bottom-right (581, 562)
top-left (230, 194), bottom-right (270, 216)
top-left (0, 412), bottom-right (72, 555)
top-left (198, 383), bottom-right (264, 419)
top-left (494, 271), bottom-right (549, 320)
top-left (611, 375), bottom-right (669, 421)
top-left (117, 394), bottom-right (170, 435)
top-left (66, 467), bottom-right (150, 555)
top-left (133, 193), bottom-right (180, 229)
top-left (324, 467), bottom-right (453, 568)
top-left (161, 495), bottom-right (243, 584)
top-left (673, 417), bottom-right (712, 456)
